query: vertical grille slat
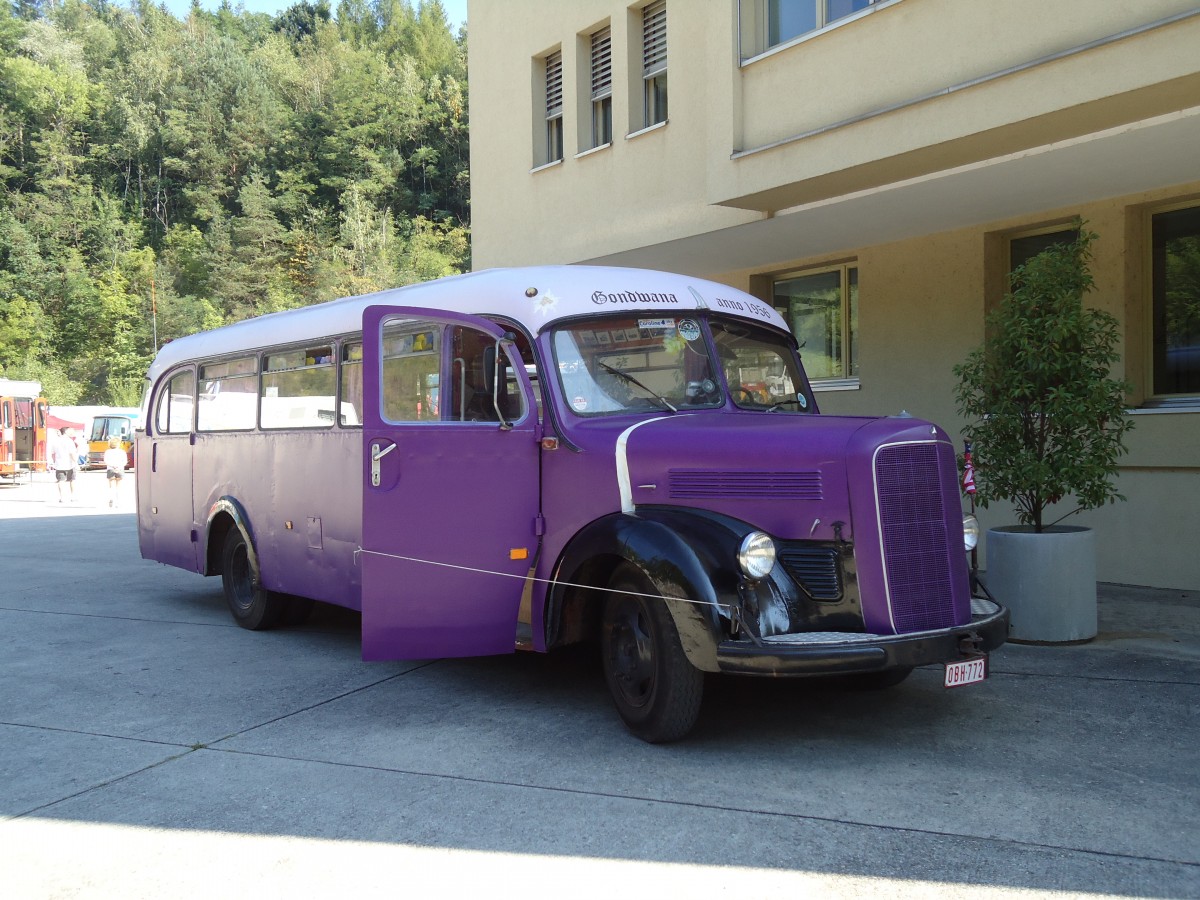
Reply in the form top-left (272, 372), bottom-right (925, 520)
top-left (875, 444), bottom-right (955, 632)
top-left (777, 544), bottom-right (842, 600)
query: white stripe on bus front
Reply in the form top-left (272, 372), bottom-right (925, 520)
top-left (615, 416), bottom-right (681, 514)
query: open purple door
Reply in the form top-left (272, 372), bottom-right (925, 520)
top-left (360, 305), bottom-right (541, 660)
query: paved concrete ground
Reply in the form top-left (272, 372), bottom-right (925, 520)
top-left (1, 471), bottom-right (1198, 898)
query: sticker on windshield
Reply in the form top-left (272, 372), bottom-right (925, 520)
top-left (678, 319), bottom-right (701, 342)
top-left (637, 318), bottom-right (675, 331)
top-left (572, 396), bottom-right (589, 411)
top-left (796, 393), bottom-right (808, 409)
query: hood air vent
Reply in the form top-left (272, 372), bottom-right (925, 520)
top-left (668, 470), bottom-right (822, 500)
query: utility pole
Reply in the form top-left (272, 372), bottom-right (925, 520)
top-left (150, 274), bottom-right (158, 351)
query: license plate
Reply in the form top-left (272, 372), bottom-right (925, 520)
top-left (944, 654), bottom-right (988, 688)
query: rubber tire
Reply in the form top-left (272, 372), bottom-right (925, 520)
top-left (601, 564), bottom-right (704, 743)
top-left (221, 528), bottom-right (285, 631)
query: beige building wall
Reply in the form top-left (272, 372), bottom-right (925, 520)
top-left (719, 187), bottom-right (1200, 590)
top-left (470, 0), bottom-right (760, 268)
top-left (468, 0), bottom-right (1200, 590)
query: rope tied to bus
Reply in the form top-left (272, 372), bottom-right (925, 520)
top-left (355, 548), bottom-right (736, 615)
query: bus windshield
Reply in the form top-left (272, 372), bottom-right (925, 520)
top-left (90, 415), bottom-right (135, 442)
top-left (552, 314), bottom-right (722, 415)
top-left (710, 318), bottom-right (814, 413)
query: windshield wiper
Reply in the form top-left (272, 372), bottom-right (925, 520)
top-left (599, 362), bottom-right (677, 413)
top-left (766, 398), bottom-right (805, 412)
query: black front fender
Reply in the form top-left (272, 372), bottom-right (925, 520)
top-left (547, 507), bottom-right (767, 671)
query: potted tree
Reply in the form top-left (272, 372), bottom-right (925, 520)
top-left (954, 223), bottom-right (1134, 642)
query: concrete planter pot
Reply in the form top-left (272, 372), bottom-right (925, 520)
top-left (985, 525), bottom-right (1097, 644)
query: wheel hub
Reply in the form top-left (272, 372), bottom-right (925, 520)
top-left (611, 603), bottom-right (655, 708)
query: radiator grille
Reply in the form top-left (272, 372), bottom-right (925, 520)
top-left (875, 444), bottom-right (955, 632)
top-left (668, 470), bottom-right (822, 500)
top-left (777, 544), bottom-right (841, 600)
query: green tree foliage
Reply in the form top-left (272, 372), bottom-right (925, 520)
top-left (954, 225), bottom-right (1134, 532)
top-left (0, 0), bottom-right (469, 404)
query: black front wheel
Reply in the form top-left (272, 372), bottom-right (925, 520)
top-left (601, 564), bottom-right (704, 743)
top-left (221, 528), bottom-right (286, 631)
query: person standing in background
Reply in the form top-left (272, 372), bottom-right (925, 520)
top-left (103, 438), bottom-right (127, 507)
top-left (50, 427), bottom-right (79, 503)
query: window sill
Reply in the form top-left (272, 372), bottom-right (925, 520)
top-left (530, 159), bottom-right (563, 175)
top-left (811, 378), bottom-right (860, 392)
top-left (1129, 401), bottom-right (1200, 415)
top-left (626, 120), bottom-right (668, 141)
top-left (574, 142), bottom-right (612, 160)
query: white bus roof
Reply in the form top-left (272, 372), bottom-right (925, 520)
top-left (145, 266), bottom-right (790, 384)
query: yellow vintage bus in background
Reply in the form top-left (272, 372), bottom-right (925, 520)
top-left (86, 409), bottom-right (139, 470)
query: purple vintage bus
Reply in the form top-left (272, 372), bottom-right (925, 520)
top-left (136, 266), bottom-right (1007, 742)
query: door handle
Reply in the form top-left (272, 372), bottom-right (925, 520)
top-left (370, 441), bottom-right (396, 486)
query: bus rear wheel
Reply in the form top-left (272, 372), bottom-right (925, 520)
top-left (221, 529), bottom-right (285, 630)
top-left (600, 564), bottom-right (704, 743)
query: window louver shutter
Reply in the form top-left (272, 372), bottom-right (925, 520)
top-left (545, 51), bottom-right (563, 118)
top-left (643, 2), bottom-right (667, 77)
top-left (591, 28), bottom-right (612, 101)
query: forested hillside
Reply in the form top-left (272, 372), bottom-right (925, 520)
top-left (0, 0), bottom-right (468, 404)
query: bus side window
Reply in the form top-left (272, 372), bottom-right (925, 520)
top-left (448, 326), bottom-right (500, 422)
top-left (156, 370), bottom-right (195, 435)
top-left (261, 346), bottom-right (335, 429)
top-left (380, 322), bottom-right (441, 422)
top-left (197, 357), bottom-right (257, 432)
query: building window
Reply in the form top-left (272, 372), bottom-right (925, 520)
top-left (544, 50), bottom-right (564, 164)
top-left (742, 0), bottom-right (890, 59)
top-left (1009, 227), bottom-right (1079, 274)
top-left (1151, 205), bottom-right (1200, 399)
top-left (590, 27), bottom-right (612, 148)
top-left (642, 1), bottom-right (667, 128)
top-left (773, 265), bottom-right (858, 382)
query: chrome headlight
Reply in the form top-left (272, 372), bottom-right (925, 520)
top-left (738, 531), bottom-right (777, 580)
top-left (962, 514), bottom-right (980, 552)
